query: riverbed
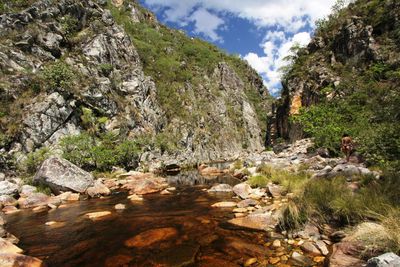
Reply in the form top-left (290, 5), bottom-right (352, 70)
top-left (5, 172), bottom-right (322, 266)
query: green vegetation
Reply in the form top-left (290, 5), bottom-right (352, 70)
top-left (42, 61), bottom-right (75, 91)
top-left (247, 175), bottom-right (269, 188)
top-left (279, 170), bottom-right (400, 254)
top-left (19, 147), bottom-right (53, 175)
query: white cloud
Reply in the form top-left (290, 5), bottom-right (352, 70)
top-left (190, 8), bottom-right (224, 42)
top-left (245, 31), bottom-right (311, 94)
top-left (143, 0), bottom-right (339, 94)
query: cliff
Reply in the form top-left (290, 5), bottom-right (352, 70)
top-left (0, 0), bottom-right (272, 171)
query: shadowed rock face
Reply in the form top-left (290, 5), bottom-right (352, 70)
top-left (34, 157), bottom-right (94, 194)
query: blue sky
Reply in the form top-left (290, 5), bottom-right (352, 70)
top-left (139, 0), bottom-right (338, 96)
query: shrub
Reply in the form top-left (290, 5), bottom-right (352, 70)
top-left (247, 175), bottom-right (268, 188)
top-left (60, 133), bottom-right (94, 169)
top-left (21, 147), bottom-right (52, 174)
top-left (99, 63), bottom-right (114, 76)
top-left (42, 61), bottom-right (74, 91)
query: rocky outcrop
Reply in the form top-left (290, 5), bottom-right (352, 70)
top-left (34, 157), bottom-right (94, 194)
top-left (1, 0), bottom-right (270, 168)
top-left (271, 0), bottom-right (400, 142)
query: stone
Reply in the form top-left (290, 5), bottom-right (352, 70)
top-left (267, 184), bottom-right (283, 198)
top-left (291, 252), bottom-right (313, 266)
top-left (160, 189), bottom-right (172, 195)
top-left (301, 241), bottom-right (322, 255)
top-left (86, 180), bottom-right (111, 198)
top-left (207, 184), bottom-right (233, 193)
top-left (237, 199), bottom-right (258, 208)
top-left (2, 206), bottom-right (19, 214)
top-left (66, 193), bottom-right (80, 201)
top-left (17, 193), bottom-right (49, 208)
top-left (0, 253), bottom-right (43, 267)
top-left (228, 213), bottom-right (278, 230)
top-left (232, 207), bottom-right (248, 213)
top-left (0, 238), bottom-right (23, 254)
top-left (244, 257), bottom-right (257, 266)
top-left (314, 256), bottom-right (326, 263)
top-left (330, 242), bottom-right (365, 267)
top-left (32, 205), bottom-right (47, 212)
top-left (0, 195), bottom-right (17, 207)
top-left (0, 181), bottom-right (19, 197)
top-left (232, 183), bottom-right (252, 199)
top-left (315, 240), bottom-right (329, 255)
top-left (45, 221), bottom-right (57, 226)
top-left (211, 202), bottom-right (237, 208)
top-left (128, 194), bottom-right (143, 201)
top-left (122, 174), bottom-right (167, 195)
top-left (114, 204), bottom-right (126, 210)
top-left (124, 227), bottom-right (178, 248)
top-left (366, 252), bottom-right (400, 267)
top-left (234, 213), bottom-right (246, 218)
top-left (34, 157), bottom-right (94, 194)
top-left (330, 231), bottom-right (347, 242)
top-left (19, 185), bottom-right (37, 196)
top-left (85, 211), bottom-right (112, 220)
top-left (198, 165), bottom-right (224, 176)
top-left (269, 257), bottom-right (280, 264)
top-left (0, 173), bottom-right (5, 181)
top-left (272, 239), bottom-right (281, 248)
top-left (104, 255), bottom-right (133, 267)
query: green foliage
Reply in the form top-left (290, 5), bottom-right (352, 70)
top-left (80, 107), bottom-right (108, 137)
top-left (60, 15), bottom-right (79, 37)
top-left (99, 63), bottom-right (114, 76)
top-left (21, 147), bottom-right (52, 175)
top-left (60, 132), bottom-right (141, 172)
top-left (42, 61), bottom-right (74, 91)
top-left (292, 104), bottom-right (346, 154)
top-left (248, 175), bottom-right (268, 188)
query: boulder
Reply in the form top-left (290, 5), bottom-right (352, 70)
top-left (291, 251), bottom-right (313, 266)
top-left (85, 211), bottom-right (112, 220)
top-left (17, 193), bottom-right (50, 209)
top-left (0, 238), bottom-right (23, 254)
top-left (198, 165), bottom-right (224, 176)
top-left (366, 252), bottom-right (400, 267)
top-left (0, 253), bottom-right (44, 267)
top-left (301, 241), bottom-right (322, 255)
top-left (267, 184), bottom-right (283, 198)
top-left (208, 184), bottom-right (233, 193)
top-left (232, 183), bottom-right (252, 199)
top-left (0, 181), bottom-right (19, 197)
top-left (34, 157), bottom-right (94, 194)
top-left (329, 241), bottom-right (365, 267)
top-left (122, 173), bottom-right (168, 195)
top-left (237, 199), bottom-right (258, 208)
top-left (0, 195), bottom-right (17, 207)
top-left (86, 180), bottom-right (111, 198)
top-left (19, 185), bottom-right (37, 196)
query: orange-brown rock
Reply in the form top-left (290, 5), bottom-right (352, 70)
top-left (124, 227), bottom-right (178, 248)
top-left (104, 254), bottom-right (133, 267)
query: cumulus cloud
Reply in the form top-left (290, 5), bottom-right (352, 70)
top-left (190, 8), bottom-right (225, 42)
top-left (245, 31), bottom-right (311, 93)
top-left (143, 0), bottom-right (337, 94)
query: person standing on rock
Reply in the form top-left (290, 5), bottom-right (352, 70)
top-left (341, 134), bottom-right (354, 162)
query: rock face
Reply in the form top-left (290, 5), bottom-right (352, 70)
top-left (0, 0), bottom-right (271, 168)
top-left (34, 157), bottom-right (94, 194)
top-left (270, 0), bottom-right (400, 143)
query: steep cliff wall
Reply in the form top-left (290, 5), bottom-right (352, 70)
top-left (272, 0), bottom-right (400, 143)
top-left (0, 0), bottom-right (272, 169)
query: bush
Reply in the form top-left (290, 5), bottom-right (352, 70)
top-left (42, 61), bottom-right (75, 91)
top-left (21, 147), bottom-right (52, 174)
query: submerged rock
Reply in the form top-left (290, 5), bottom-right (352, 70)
top-left (85, 211), bottom-right (112, 220)
top-left (86, 180), bottom-right (111, 198)
top-left (124, 227), bottom-right (178, 248)
top-left (34, 157), bottom-right (94, 194)
top-left (228, 212), bottom-right (278, 230)
top-left (208, 184), bottom-right (233, 193)
top-left (211, 202), bottom-right (237, 208)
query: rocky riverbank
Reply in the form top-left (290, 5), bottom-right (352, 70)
top-left (0, 138), bottom-right (399, 266)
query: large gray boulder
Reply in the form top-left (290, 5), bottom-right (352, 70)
top-left (0, 181), bottom-right (19, 197)
top-left (367, 253), bottom-right (400, 267)
top-left (34, 157), bottom-right (94, 194)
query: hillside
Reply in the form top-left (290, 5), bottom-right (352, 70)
top-left (271, 0), bottom-right (400, 167)
top-left (0, 0), bottom-right (272, 172)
